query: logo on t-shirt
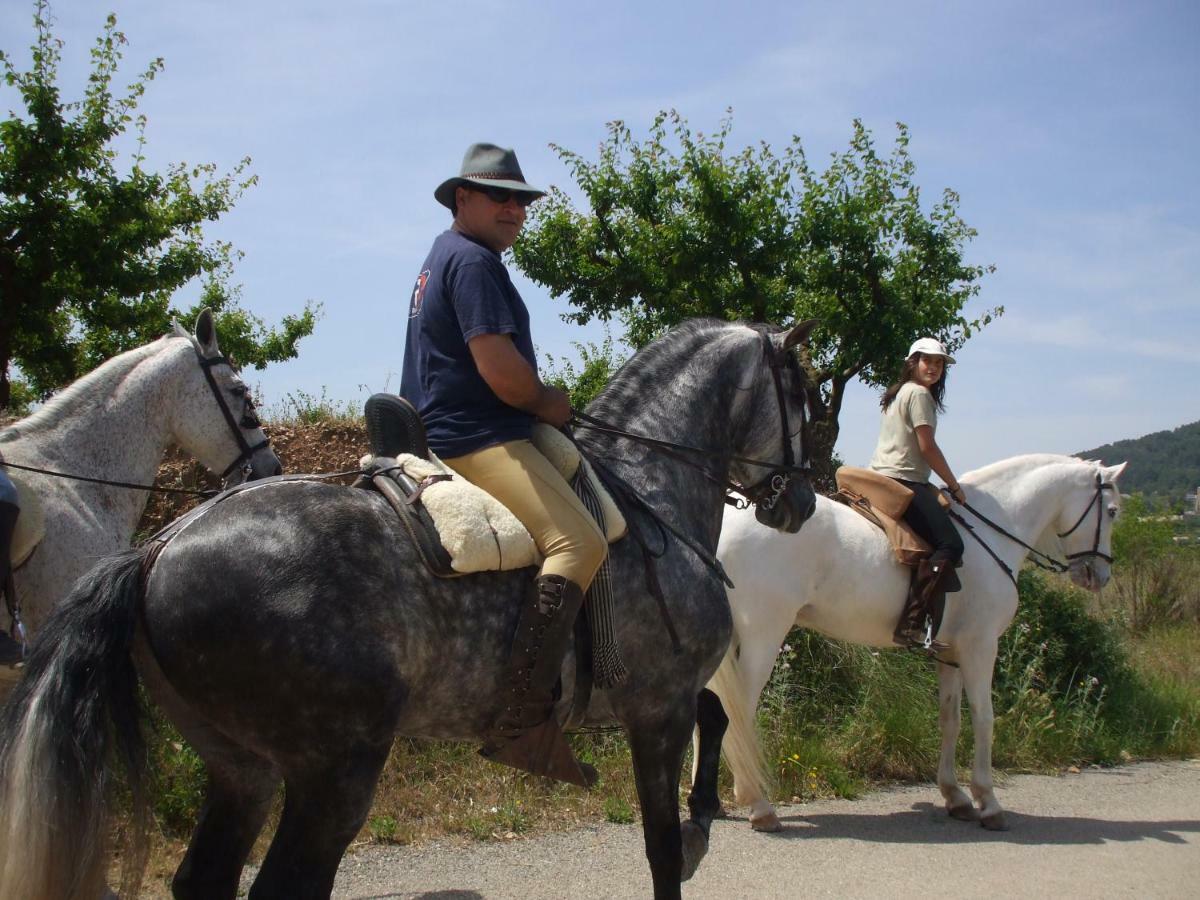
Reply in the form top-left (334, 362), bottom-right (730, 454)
top-left (410, 270), bottom-right (430, 318)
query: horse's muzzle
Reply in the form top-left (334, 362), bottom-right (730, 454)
top-left (224, 446), bottom-right (284, 488)
top-left (755, 477), bottom-right (816, 533)
top-left (1069, 557), bottom-right (1111, 593)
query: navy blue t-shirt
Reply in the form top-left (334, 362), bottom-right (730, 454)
top-left (400, 229), bottom-right (537, 457)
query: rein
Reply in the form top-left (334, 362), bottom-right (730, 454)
top-left (0, 459), bottom-right (216, 498)
top-left (570, 331), bottom-right (811, 511)
top-left (0, 343), bottom-right (274, 499)
top-left (945, 472), bottom-right (1116, 588)
top-left (564, 330), bottom-right (809, 650)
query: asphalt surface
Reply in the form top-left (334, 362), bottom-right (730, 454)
top-left (253, 759), bottom-right (1200, 899)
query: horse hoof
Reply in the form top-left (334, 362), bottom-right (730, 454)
top-left (947, 801), bottom-right (978, 822)
top-left (749, 810), bottom-right (783, 833)
top-left (980, 811), bottom-right (1009, 831)
top-left (679, 820), bottom-right (709, 882)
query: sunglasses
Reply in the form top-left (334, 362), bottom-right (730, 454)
top-left (470, 185), bottom-right (539, 207)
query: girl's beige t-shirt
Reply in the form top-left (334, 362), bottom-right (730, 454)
top-left (869, 381), bottom-right (936, 482)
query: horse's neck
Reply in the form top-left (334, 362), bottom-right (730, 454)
top-left (976, 461), bottom-right (1079, 565)
top-left (12, 342), bottom-right (180, 532)
top-left (583, 345), bottom-right (744, 551)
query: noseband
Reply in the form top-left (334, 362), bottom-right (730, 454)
top-left (1057, 472), bottom-right (1116, 565)
top-left (195, 348), bottom-right (271, 480)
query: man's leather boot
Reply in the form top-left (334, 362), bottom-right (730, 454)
top-left (481, 573), bottom-right (598, 788)
top-left (0, 500), bottom-right (22, 666)
top-left (893, 557), bottom-right (953, 653)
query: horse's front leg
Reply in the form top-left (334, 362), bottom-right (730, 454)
top-left (686, 688), bottom-right (727, 837)
top-left (937, 660), bottom-right (975, 820)
top-left (961, 639), bottom-right (1007, 830)
top-left (629, 705), bottom-right (700, 900)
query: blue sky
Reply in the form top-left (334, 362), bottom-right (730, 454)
top-left (3, 0), bottom-right (1197, 474)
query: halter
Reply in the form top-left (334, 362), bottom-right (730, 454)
top-left (571, 330), bottom-right (811, 511)
top-left (194, 347), bottom-right (271, 480)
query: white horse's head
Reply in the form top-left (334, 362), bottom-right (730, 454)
top-left (168, 309), bottom-right (282, 487)
top-left (1056, 460), bottom-right (1127, 592)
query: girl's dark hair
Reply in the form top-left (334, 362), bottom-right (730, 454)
top-left (880, 353), bottom-right (947, 412)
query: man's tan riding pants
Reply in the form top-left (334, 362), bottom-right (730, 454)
top-left (442, 439), bottom-right (608, 590)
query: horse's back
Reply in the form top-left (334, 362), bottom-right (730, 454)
top-left (139, 479), bottom-right (532, 749)
top-left (720, 497), bottom-right (908, 646)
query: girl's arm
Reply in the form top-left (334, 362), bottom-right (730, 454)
top-left (915, 424), bottom-right (966, 503)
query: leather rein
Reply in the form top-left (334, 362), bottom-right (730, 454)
top-left (569, 331), bottom-right (811, 510)
top-left (946, 472), bottom-right (1116, 588)
top-left (566, 331), bottom-right (811, 652)
top-left (0, 343), bottom-right (270, 497)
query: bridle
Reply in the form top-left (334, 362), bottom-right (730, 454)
top-left (947, 471), bottom-right (1117, 587)
top-left (193, 344), bottom-right (271, 481)
top-left (1056, 472), bottom-right (1117, 565)
top-left (569, 330), bottom-right (811, 511)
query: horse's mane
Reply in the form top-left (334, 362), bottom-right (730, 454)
top-left (0, 333), bottom-right (183, 441)
top-left (963, 453), bottom-right (1094, 484)
top-left (586, 318), bottom-right (758, 422)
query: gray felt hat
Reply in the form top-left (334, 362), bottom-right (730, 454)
top-left (434, 143), bottom-right (546, 210)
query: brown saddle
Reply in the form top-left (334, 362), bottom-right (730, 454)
top-left (832, 466), bottom-right (948, 567)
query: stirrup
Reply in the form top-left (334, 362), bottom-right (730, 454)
top-left (364, 393), bottom-right (428, 459)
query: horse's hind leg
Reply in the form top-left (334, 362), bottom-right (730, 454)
top-left (172, 749), bottom-right (279, 900)
top-left (686, 688), bottom-right (728, 830)
top-left (936, 661), bottom-right (975, 821)
top-left (249, 741), bottom-right (391, 900)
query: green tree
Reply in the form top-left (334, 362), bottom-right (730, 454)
top-left (541, 327), bottom-right (629, 410)
top-left (0, 2), bottom-right (318, 411)
top-left (515, 111), bottom-right (998, 482)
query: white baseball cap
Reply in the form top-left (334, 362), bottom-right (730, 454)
top-left (907, 337), bottom-right (955, 364)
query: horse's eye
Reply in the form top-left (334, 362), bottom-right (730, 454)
top-left (1107, 505), bottom-right (1118, 519)
top-left (231, 385), bottom-right (247, 399)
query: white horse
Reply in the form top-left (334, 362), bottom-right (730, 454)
top-left (704, 454), bottom-right (1126, 832)
top-left (0, 310), bottom-right (281, 690)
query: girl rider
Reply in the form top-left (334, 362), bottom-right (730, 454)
top-left (869, 338), bottom-right (965, 651)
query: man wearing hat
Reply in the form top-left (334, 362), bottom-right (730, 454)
top-left (390, 143), bottom-right (607, 786)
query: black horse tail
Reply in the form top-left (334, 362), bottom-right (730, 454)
top-left (0, 549), bottom-right (150, 900)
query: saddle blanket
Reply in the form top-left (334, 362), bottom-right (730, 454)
top-left (833, 466), bottom-right (936, 567)
top-left (374, 424), bottom-right (626, 575)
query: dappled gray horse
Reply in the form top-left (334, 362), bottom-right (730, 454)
top-left (0, 318), bottom-right (817, 900)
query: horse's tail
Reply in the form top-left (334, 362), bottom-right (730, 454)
top-left (0, 549), bottom-right (150, 900)
top-left (708, 637), bottom-right (774, 809)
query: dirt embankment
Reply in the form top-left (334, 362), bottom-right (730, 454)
top-left (139, 420), bottom-right (369, 535)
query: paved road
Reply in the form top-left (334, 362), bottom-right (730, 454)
top-left (287, 760), bottom-right (1200, 898)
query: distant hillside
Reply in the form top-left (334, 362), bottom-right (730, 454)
top-left (1076, 420), bottom-right (1200, 502)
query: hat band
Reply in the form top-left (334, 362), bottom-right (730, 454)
top-left (462, 171), bottom-right (524, 182)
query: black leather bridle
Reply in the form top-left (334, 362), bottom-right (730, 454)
top-left (194, 346), bottom-right (271, 481)
top-left (1056, 472), bottom-right (1117, 565)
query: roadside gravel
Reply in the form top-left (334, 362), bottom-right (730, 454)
top-left (244, 759), bottom-right (1200, 899)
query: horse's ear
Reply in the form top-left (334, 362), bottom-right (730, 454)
top-left (774, 319), bottom-right (819, 352)
top-left (1105, 461), bottom-right (1128, 483)
top-left (195, 308), bottom-right (220, 356)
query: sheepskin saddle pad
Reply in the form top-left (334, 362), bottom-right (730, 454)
top-left (367, 424), bottom-right (626, 577)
